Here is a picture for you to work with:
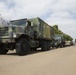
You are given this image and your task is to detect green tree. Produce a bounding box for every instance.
[52,25,73,41]
[63,34,73,41]
[52,25,58,30]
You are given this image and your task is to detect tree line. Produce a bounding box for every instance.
[52,25,73,41]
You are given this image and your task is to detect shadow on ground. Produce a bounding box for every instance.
[6,48,56,56]
[3,45,74,56]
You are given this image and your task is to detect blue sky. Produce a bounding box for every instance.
[0,0,76,40]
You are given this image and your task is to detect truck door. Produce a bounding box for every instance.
[25,21,34,38]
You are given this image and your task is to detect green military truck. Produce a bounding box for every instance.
[51,34,65,48]
[65,41,74,46]
[0,17,54,55]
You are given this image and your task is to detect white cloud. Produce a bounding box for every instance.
[0,0,76,40]
[12,0,54,19]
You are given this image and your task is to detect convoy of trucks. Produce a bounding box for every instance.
[0,17,73,55]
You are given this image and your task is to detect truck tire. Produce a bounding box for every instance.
[40,40,47,51]
[47,42,50,50]
[32,47,37,51]
[16,38,31,55]
[0,46,8,54]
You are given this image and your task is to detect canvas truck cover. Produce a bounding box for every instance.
[28,17,53,40]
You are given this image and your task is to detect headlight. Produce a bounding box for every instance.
[13,34,17,37]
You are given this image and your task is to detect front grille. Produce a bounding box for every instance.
[0,27,8,36]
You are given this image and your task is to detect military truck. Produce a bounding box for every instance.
[65,41,74,46]
[0,17,54,55]
[51,34,65,48]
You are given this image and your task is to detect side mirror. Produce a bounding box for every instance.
[31,22,33,27]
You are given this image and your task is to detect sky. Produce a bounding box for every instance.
[0,0,76,40]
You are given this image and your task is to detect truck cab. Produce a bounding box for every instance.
[0,19,37,55]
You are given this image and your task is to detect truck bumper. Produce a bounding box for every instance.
[0,38,15,44]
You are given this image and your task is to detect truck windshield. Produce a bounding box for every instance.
[10,19,27,26]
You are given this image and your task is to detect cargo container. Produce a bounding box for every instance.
[28,17,53,40]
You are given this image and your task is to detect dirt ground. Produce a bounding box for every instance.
[0,45,76,75]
